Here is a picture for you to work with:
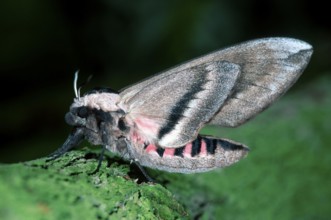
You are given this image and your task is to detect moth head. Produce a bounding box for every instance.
[66,72,121,128]
[65,105,89,128]
[65,88,121,128]
[61,73,127,149]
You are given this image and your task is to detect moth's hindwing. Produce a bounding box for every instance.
[129,135,249,173]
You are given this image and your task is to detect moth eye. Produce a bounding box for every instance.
[118,118,128,131]
[77,106,89,118]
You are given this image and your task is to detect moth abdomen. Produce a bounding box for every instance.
[144,135,247,158]
[134,136,248,173]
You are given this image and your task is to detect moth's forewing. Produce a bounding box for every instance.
[207,38,313,126]
[121,61,241,148]
[120,38,313,129]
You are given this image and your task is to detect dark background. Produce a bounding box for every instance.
[0,0,330,163]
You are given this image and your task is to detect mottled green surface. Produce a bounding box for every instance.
[154,75,331,219]
[0,151,188,220]
[1,76,330,220]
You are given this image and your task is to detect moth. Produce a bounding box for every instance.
[49,37,312,174]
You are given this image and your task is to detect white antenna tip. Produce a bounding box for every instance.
[73,70,79,98]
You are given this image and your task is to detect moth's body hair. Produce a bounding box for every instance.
[49,37,312,175]
[85,87,119,95]
[71,93,121,112]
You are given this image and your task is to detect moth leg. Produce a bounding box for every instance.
[90,122,111,174]
[89,144,107,175]
[133,161,155,183]
[46,128,84,161]
[124,139,155,182]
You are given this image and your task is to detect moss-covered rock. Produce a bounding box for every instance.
[0,150,188,220]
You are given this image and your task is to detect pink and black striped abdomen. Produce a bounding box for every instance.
[134,135,249,173]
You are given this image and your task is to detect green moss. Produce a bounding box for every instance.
[0,151,188,220]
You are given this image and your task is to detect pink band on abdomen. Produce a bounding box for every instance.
[163,148,175,157]
[183,143,192,158]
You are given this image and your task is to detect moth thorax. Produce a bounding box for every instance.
[72,92,121,112]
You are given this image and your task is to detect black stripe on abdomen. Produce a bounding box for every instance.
[204,137,217,154]
[174,147,184,157]
[156,148,165,157]
[191,136,202,157]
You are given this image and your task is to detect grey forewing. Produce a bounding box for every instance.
[208,39,312,127]
[121,61,241,147]
[120,38,313,128]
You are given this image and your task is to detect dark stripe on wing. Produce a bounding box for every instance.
[157,69,207,140]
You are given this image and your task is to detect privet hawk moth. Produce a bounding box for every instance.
[49,37,312,174]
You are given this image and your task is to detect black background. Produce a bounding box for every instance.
[0,0,330,162]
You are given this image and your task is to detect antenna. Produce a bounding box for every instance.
[73,70,79,99]
[73,70,93,99]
